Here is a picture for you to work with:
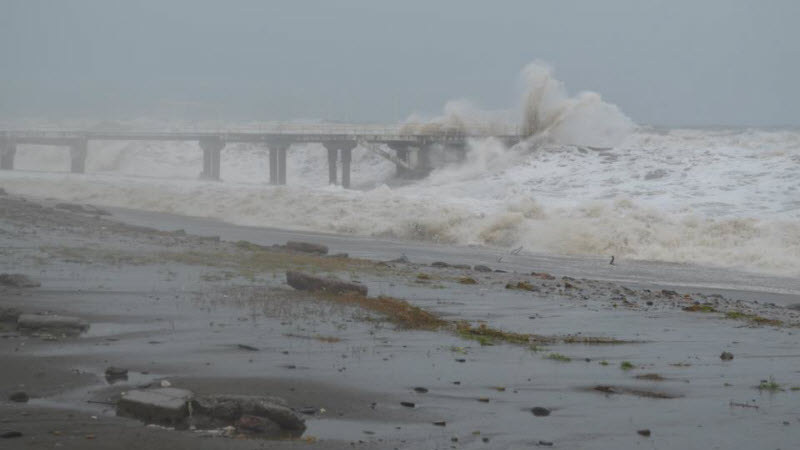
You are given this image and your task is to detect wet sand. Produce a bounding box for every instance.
[1,193,799,449]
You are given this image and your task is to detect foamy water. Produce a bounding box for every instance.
[2,63,798,276]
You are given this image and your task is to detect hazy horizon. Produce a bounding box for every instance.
[2,0,798,127]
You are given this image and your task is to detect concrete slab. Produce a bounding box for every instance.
[116,388,192,427]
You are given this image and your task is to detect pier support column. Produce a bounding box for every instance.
[278,145,287,185]
[324,141,357,187]
[267,142,289,185]
[0,141,16,170]
[269,147,278,185]
[341,146,352,189]
[388,143,412,177]
[69,139,88,174]
[326,146,338,185]
[417,144,433,172]
[199,138,225,180]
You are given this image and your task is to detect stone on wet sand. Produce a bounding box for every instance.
[116,388,193,427]
[236,414,281,434]
[285,241,328,255]
[530,272,555,280]
[9,391,29,403]
[286,271,367,296]
[105,366,129,382]
[0,273,41,288]
[191,394,305,435]
[531,407,551,417]
[17,314,89,335]
[720,351,734,361]
[0,307,21,323]
[473,265,492,272]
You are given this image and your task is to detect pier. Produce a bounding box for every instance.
[0,128,521,188]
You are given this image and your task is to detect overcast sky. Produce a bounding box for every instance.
[1,0,798,126]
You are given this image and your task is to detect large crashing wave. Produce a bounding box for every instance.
[2,62,799,276]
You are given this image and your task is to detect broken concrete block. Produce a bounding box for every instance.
[285,241,328,255]
[0,274,40,288]
[17,314,89,335]
[286,271,367,296]
[116,388,192,427]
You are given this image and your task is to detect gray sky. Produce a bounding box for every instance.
[1,0,798,126]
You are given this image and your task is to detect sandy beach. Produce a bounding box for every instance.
[2,191,799,449]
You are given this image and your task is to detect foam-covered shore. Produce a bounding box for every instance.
[2,62,798,276]
[2,125,799,277]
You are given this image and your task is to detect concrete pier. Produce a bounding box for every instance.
[0,129,521,188]
[0,141,16,170]
[69,139,88,174]
[199,139,225,180]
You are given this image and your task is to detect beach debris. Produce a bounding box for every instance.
[285,241,328,255]
[591,385,679,399]
[537,441,553,446]
[511,246,523,255]
[117,388,193,427]
[388,254,410,263]
[531,407,551,417]
[635,373,665,381]
[729,401,758,409]
[237,344,260,352]
[193,395,305,435]
[458,277,478,285]
[105,366,129,383]
[433,421,446,427]
[8,391,29,403]
[506,281,538,291]
[413,387,428,393]
[530,272,555,280]
[118,389,306,437]
[17,313,88,335]
[637,429,651,437]
[400,401,415,408]
[1,431,23,439]
[235,415,280,435]
[0,273,41,288]
[431,261,449,268]
[473,265,492,272]
[286,271,367,296]
[609,255,615,265]
[720,351,734,361]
